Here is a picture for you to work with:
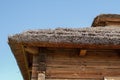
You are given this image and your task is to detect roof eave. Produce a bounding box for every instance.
[8,39,30,80]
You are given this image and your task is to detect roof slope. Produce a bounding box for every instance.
[9,27,120,45]
[92,14,120,27]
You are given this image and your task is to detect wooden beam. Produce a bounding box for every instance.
[31,55,39,80]
[79,50,87,56]
[39,48,47,73]
[23,42,120,49]
[24,46,39,54]
[22,45,31,80]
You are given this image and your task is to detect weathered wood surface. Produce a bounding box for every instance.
[24,46,39,54]
[39,50,46,73]
[38,73,45,80]
[92,14,120,27]
[104,77,120,80]
[31,55,39,80]
[47,79,102,80]
[23,42,120,49]
[43,48,120,80]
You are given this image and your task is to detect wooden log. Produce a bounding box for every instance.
[24,46,39,54]
[45,48,120,79]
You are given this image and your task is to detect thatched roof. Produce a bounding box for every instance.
[9,27,120,45]
[92,14,120,27]
[8,27,120,80]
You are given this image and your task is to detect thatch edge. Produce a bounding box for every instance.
[9,27,120,45]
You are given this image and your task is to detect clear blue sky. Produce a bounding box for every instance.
[0,0,120,80]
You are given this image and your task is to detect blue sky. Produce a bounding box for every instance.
[0,0,120,80]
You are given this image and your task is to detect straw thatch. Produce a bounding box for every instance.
[92,14,120,27]
[9,27,120,45]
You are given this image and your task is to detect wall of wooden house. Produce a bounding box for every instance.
[30,47,120,80]
[40,48,120,80]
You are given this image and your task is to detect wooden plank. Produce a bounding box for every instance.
[39,48,47,73]
[46,65,120,79]
[45,49,120,79]
[23,42,120,49]
[45,49,119,61]
[46,57,120,63]
[42,48,120,79]
[46,73,103,79]
[46,61,120,69]
[31,55,39,80]
[46,55,120,64]
[46,66,120,73]
[46,71,120,79]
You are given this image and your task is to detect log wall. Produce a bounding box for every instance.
[39,48,120,80]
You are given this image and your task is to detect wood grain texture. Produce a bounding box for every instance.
[44,48,120,79]
[104,77,120,80]
[92,14,120,27]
